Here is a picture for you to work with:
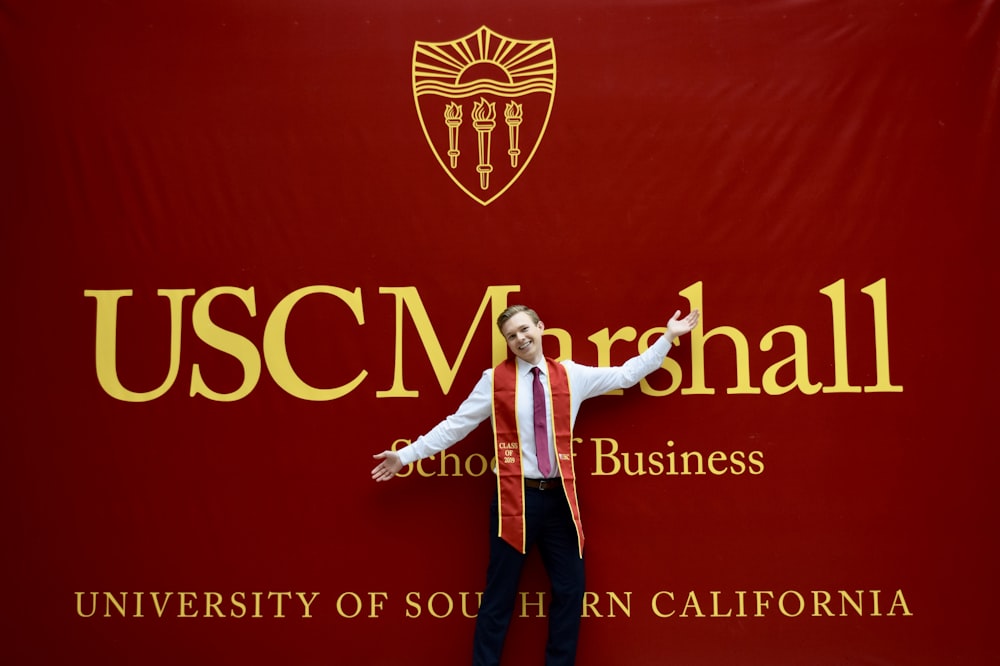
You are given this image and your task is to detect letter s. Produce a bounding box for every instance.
[190,287,262,401]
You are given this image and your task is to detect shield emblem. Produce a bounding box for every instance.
[413,26,556,205]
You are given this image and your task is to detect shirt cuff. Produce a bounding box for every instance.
[397,442,420,467]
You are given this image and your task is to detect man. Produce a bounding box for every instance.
[372,304,699,665]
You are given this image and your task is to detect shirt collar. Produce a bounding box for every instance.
[516,356,548,377]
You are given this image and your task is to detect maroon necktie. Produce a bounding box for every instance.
[531,367,552,477]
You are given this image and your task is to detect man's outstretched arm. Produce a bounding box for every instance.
[569,308,700,400]
[371,371,493,482]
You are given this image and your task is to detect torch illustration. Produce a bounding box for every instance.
[472,98,496,190]
[444,102,462,169]
[505,101,523,168]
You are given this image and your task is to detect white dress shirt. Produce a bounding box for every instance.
[396,334,674,478]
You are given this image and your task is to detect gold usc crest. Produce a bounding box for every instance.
[412,26,556,205]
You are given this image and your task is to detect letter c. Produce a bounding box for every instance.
[651,591,676,618]
[263,286,367,400]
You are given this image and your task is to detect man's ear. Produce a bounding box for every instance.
[537,320,544,332]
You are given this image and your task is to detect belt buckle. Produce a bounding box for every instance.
[538,479,552,491]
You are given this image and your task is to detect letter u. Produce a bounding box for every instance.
[84,289,194,402]
[75,592,98,618]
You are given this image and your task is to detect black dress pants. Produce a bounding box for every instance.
[471,485,585,666]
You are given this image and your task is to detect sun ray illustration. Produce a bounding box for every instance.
[414,26,555,90]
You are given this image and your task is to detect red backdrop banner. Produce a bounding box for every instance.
[3,0,997,664]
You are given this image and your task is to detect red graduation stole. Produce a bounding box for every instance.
[491,358,585,557]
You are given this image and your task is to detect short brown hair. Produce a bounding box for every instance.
[496,305,540,331]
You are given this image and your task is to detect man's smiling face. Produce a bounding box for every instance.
[500,311,545,364]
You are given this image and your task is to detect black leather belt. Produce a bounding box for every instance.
[524,478,561,491]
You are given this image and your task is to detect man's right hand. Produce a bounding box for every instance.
[371,451,403,482]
